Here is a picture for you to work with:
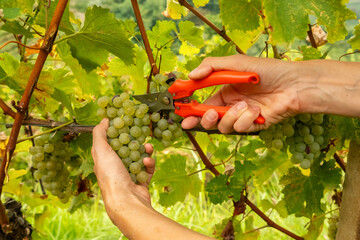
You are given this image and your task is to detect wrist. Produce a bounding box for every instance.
[294,60,360,117]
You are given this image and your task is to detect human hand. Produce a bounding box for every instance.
[91,119,155,225]
[181,55,302,133]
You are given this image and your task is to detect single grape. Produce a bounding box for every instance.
[315,135,324,145]
[129,162,141,174]
[29,146,37,155]
[119,133,131,145]
[46,161,56,170]
[272,139,283,150]
[295,143,306,152]
[285,137,295,145]
[168,123,179,133]
[142,126,151,136]
[169,112,182,122]
[37,162,46,170]
[117,108,125,117]
[122,157,132,168]
[151,113,161,122]
[136,136,146,144]
[161,139,172,148]
[33,170,43,180]
[309,142,320,153]
[157,119,168,131]
[98,96,111,108]
[299,113,311,123]
[298,125,310,137]
[34,153,44,162]
[311,114,323,124]
[136,171,148,183]
[124,106,135,116]
[135,109,145,118]
[118,126,130,134]
[259,131,273,141]
[304,134,315,144]
[291,152,304,164]
[154,127,162,139]
[282,123,295,137]
[123,115,133,126]
[162,130,173,141]
[113,96,123,108]
[294,136,304,143]
[97,108,107,118]
[107,126,119,138]
[119,92,130,101]
[44,143,54,153]
[123,100,134,108]
[113,117,125,129]
[300,159,311,169]
[118,146,130,158]
[129,151,141,161]
[34,137,45,146]
[110,138,122,150]
[130,126,142,138]
[107,107,118,118]
[173,129,183,138]
[139,144,146,154]
[133,118,142,126]
[142,114,151,125]
[128,140,140,151]
[311,125,324,136]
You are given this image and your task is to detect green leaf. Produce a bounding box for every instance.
[303,215,325,240]
[35,0,75,35]
[280,161,341,217]
[193,0,209,8]
[57,42,100,96]
[107,46,148,94]
[233,160,257,181]
[147,20,177,49]
[51,88,75,117]
[213,142,231,159]
[178,21,204,48]
[348,22,360,50]
[152,154,201,206]
[220,0,261,32]
[0,20,33,38]
[264,0,309,44]
[301,46,322,60]
[74,101,100,125]
[2,8,22,19]
[1,0,35,15]
[263,0,356,44]
[166,0,188,19]
[205,174,229,204]
[66,6,134,72]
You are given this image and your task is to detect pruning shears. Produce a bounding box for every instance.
[134,71,265,125]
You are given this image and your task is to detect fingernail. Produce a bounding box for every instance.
[236,101,247,111]
[206,110,218,121]
[189,67,198,76]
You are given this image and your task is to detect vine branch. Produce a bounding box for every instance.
[0,99,16,119]
[178,0,244,54]
[0,0,69,225]
[185,131,220,176]
[334,153,346,172]
[244,197,304,240]
[131,0,159,75]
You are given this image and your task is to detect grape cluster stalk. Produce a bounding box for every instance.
[259,113,328,169]
[29,132,79,203]
[96,72,185,184]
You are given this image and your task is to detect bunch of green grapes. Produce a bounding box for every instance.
[327,212,339,239]
[97,93,151,184]
[259,113,327,169]
[29,132,74,203]
[150,111,183,147]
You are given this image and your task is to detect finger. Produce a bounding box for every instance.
[233,106,262,133]
[144,143,153,156]
[143,157,155,175]
[218,101,248,134]
[200,109,219,129]
[92,119,130,183]
[181,116,201,129]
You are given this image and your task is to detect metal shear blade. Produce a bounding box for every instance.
[133,90,175,113]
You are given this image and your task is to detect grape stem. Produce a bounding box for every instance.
[16,120,74,144]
